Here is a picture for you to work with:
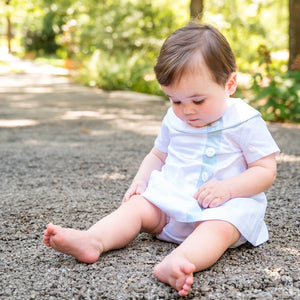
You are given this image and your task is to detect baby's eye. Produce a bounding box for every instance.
[171,100,181,105]
[193,99,205,105]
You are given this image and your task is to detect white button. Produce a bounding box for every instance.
[201,172,209,182]
[206,147,216,157]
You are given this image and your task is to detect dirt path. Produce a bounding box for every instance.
[0,52,299,299]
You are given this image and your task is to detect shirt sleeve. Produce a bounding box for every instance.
[154,115,170,153]
[239,116,280,164]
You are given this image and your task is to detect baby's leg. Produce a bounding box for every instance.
[43,196,166,263]
[153,220,241,296]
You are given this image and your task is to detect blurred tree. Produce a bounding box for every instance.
[5,0,12,52]
[201,0,289,73]
[289,0,300,70]
[190,0,204,20]
[22,0,74,55]
[77,0,188,94]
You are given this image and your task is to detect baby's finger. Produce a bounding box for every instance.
[209,198,220,208]
[193,189,201,200]
[194,190,204,206]
[136,185,146,196]
[200,198,210,208]
[198,190,213,208]
[123,189,135,202]
[194,186,205,201]
[196,196,206,208]
[209,196,229,208]
[122,195,129,203]
[208,197,221,208]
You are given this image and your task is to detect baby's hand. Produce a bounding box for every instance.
[194,180,231,208]
[122,181,148,203]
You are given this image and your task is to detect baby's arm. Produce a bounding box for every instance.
[123,147,167,202]
[195,153,277,208]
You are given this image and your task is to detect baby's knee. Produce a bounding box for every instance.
[216,221,241,246]
[127,194,145,202]
[201,220,241,246]
[122,195,158,214]
[122,195,149,208]
[121,195,166,233]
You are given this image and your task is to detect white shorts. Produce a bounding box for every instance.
[157,217,247,248]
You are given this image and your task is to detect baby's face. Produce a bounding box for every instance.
[161,67,236,128]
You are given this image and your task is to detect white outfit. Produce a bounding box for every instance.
[142,98,280,246]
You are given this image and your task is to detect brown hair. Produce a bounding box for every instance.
[154,22,236,87]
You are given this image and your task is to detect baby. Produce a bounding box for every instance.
[43,22,280,296]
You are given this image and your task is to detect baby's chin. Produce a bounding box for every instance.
[186,119,209,128]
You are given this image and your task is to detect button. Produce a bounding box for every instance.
[201,172,209,182]
[205,147,216,157]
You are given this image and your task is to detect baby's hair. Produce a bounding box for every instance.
[154,22,236,87]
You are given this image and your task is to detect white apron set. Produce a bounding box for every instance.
[142,98,280,246]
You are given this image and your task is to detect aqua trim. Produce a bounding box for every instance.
[196,118,223,188]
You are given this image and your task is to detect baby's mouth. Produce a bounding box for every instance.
[187,118,199,122]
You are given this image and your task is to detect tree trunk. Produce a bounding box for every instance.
[190,0,204,20]
[7,15,12,53]
[289,0,300,70]
[6,0,12,53]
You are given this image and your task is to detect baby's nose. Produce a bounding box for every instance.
[183,103,195,114]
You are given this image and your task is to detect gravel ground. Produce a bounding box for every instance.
[0,56,299,299]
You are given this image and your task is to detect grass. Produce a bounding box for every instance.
[33,56,65,68]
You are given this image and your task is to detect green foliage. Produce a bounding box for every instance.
[250,71,300,123]
[34,56,65,68]
[80,49,162,95]
[24,12,58,55]
[6,0,299,122]
[201,0,288,73]
[76,0,187,94]
[21,0,75,55]
[249,45,300,122]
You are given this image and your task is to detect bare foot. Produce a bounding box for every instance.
[153,253,196,296]
[43,223,102,263]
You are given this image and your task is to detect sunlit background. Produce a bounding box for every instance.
[0,0,299,123]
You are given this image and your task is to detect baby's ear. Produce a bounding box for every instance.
[226,72,237,95]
